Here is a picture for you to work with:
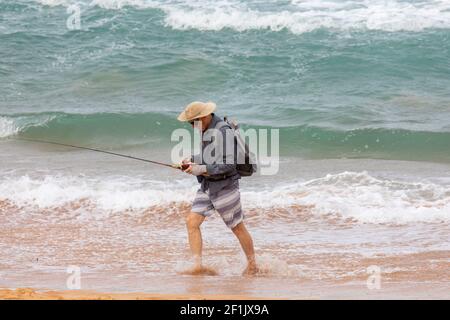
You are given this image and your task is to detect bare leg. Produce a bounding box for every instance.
[232,222,258,275]
[186,212,205,269]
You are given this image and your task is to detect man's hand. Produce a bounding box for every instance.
[184,164,207,176]
[177,157,192,171]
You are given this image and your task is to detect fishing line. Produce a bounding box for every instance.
[9,137,185,170]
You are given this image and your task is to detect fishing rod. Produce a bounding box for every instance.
[10,137,188,171]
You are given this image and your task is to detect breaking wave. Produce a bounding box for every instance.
[1,112,450,162]
[33,0,450,34]
[1,171,449,224]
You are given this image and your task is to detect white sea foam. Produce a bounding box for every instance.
[0,117,19,138]
[0,174,195,211]
[272,171,450,224]
[0,115,58,138]
[37,0,69,6]
[34,0,450,33]
[1,171,449,224]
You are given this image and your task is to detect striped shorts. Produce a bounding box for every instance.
[191,181,244,229]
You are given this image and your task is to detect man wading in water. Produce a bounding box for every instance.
[177,101,259,276]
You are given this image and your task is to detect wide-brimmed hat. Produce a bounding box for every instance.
[177,101,216,122]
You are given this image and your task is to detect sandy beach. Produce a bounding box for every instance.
[2,281,449,300]
[0,288,270,300]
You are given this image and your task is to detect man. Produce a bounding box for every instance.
[177,101,258,276]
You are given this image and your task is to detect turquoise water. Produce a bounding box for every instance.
[0,0,450,222]
[1,2,450,293]
[1,0,450,162]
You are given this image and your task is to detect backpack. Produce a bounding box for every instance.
[215,117,257,177]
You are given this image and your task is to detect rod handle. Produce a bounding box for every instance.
[172,163,190,171]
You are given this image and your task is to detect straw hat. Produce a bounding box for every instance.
[177,101,216,122]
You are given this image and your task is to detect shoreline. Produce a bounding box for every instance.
[0,288,273,300]
[2,281,449,300]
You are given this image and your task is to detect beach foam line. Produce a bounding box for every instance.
[34,0,450,33]
[1,171,449,224]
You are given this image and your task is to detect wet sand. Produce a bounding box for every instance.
[1,281,449,300]
[1,199,449,300]
[0,288,269,300]
[1,158,449,301]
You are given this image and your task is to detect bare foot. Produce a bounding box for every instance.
[180,265,218,276]
[242,263,261,276]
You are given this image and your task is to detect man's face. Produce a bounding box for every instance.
[190,116,208,132]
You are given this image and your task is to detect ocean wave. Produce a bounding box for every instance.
[0,114,57,139]
[1,171,449,224]
[0,117,17,138]
[0,112,178,148]
[33,0,450,33]
[1,112,450,162]
[298,171,450,224]
[0,174,195,211]
[242,171,450,224]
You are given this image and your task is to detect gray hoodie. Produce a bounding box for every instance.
[192,114,241,194]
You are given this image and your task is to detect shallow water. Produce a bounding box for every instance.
[0,150,449,294]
